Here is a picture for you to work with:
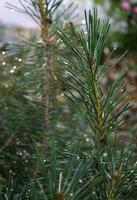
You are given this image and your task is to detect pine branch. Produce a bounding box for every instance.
[38,0,50,148]
[56,9,130,148]
[55,8,137,199]
[33,142,102,200]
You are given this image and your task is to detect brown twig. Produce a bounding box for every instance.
[34,0,52,176]
[38,0,51,153]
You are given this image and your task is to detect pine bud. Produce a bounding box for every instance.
[56,192,64,200]
[112,171,121,181]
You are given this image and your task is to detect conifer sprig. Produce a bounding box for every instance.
[1,2,137,199]
[57,9,131,146]
[56,8,137,199]
[33,143,101,200]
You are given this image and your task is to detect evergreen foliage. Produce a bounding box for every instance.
[0,0,81,184]
[57,9,130,147]
[0,0,137,199]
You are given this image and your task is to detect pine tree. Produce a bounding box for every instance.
[0,0,79,183]
[0,1,137,199]
[56,8,137,200]
[5,0,78,152]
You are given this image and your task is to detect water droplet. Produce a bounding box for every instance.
[61,93,64,97]
[64,61,68,65]
[18,58,22,62]
[77,156,80,160]
[10,69,15,73]
[13,66,17,69]
[2,62,6,66]
[79,179,82,183]
[2,51,6,55]
[86,138,90,142]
